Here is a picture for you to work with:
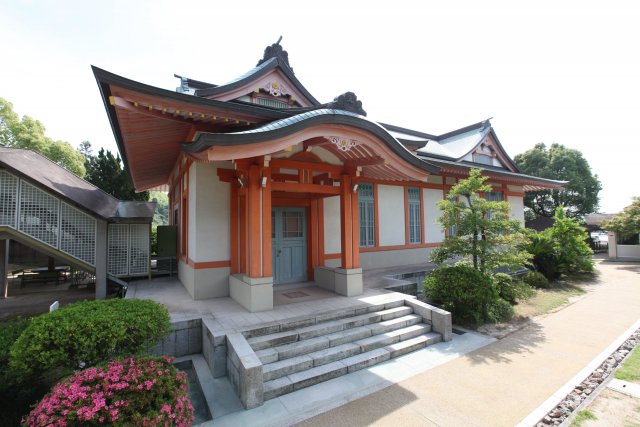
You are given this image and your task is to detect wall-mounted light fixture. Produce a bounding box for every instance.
[261,177,268,188]
[237,177,244,188]
[353,183,359,193]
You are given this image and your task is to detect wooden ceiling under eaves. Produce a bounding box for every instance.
[109,86,274,191]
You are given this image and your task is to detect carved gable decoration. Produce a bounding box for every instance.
[262,81,289,97]
[326,92,367,116]
[257,37,292,70]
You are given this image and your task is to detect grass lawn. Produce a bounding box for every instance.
[572,409,597,426]
[515,284,585,318]
[615,345,640,382]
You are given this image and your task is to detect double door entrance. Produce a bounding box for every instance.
[271,207,307,285]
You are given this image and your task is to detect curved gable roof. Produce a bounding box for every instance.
[193,57,320,106]
[182,109,440,174]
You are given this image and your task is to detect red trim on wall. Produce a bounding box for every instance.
[310,199,319,276]
[248,165,262,277]
[187,259,231,269]
[340,174,353,269]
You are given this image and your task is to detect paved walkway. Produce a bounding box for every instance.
[296,259,640,427]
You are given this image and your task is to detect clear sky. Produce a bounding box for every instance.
[1,1,638,213]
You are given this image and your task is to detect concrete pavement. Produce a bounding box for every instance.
[296,259,640,427]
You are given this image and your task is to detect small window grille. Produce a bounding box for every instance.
[19,181,59,246]
[60,202,96,265]
[358,183,375,247]
[129,224,149,275]
[408,188,422,244]
[108,224,129,276]
[282,211,303,238]
[0,170,18,227]
[256,98,289,109]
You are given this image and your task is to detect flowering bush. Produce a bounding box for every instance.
[22,356,194,427]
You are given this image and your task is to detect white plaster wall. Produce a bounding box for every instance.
[192,163,230,262]
[424,188,445,243]
[360,247,436,269]
[310,146,342,165]
[378,185,405,246]
[508,195,525,225]
[427,175,443,185]
[617,245,640,259]
[507,185,524,192]
[323,196,341,255]
[178,260,195,299]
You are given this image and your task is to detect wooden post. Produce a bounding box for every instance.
[247,165,262,277]
[230,184,239,274]
[261,167,272,277]
[351,186,360,268]
[340,174,353,269]
[1,240,8,299]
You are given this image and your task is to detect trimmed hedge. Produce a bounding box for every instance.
[424,265,501,325]
[495,273,535,304]
[10,299,171,380]
[522,271,550,289]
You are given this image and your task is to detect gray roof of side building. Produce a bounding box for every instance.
[0,147,155,222]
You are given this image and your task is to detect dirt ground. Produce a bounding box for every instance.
[0,287,94,320]
[577,388,640,426]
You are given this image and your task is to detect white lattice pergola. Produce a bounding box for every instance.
[0,170,149,277]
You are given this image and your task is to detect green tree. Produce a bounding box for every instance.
[149,191,169,226]
[84,148,149,201]
[602,197,640,241]
[547,207,594,273]
[514,143,601,219]
[0,97,86,177]
[431,169,531,274]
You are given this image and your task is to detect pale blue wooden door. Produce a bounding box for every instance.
[272,207,307,285]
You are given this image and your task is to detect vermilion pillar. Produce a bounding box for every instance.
[247,165,262,278]
[261,166,272,277]
[340,174,353,269]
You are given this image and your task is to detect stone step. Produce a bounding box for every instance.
[355,323,432,352]
[384,332,441,358]
[247,306,414,354]
[262,322,432,382]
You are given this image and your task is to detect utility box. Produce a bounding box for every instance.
[157,225,177,274]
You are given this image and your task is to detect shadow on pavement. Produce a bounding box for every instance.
[465,322,546,365]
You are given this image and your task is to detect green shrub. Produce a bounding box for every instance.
[525,232,559,280]
[522,271,550,289]
[23,355,194,427]
[494,273,535,304]
[1,317,38,427]
[487,298,514,323]
[9,299,171,381]
[547,208,594,274]
[423,265,499,325]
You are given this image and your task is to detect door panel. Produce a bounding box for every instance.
[272,207,307,285]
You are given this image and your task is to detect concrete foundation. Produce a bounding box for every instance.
[229,274,274,312]
[178,260,230,300]
[315,266,363,297]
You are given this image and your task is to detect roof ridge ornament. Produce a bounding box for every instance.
[257,36,292,71]
[326,92,367,116]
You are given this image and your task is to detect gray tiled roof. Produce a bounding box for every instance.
[0,147,155,221]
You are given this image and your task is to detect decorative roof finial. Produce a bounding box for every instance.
[257,36,291,70]
[326,92,367,116]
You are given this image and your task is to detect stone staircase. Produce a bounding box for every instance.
[240,300,444,403]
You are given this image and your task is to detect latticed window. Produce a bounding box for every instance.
[486,191,503,219]
[60,202,96,265]
[129,224,149,275]
[108,224,129,276]
[358,183,375,247]
[19,181,59,246]
[0,170,18,227]
[408,187,422,244]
